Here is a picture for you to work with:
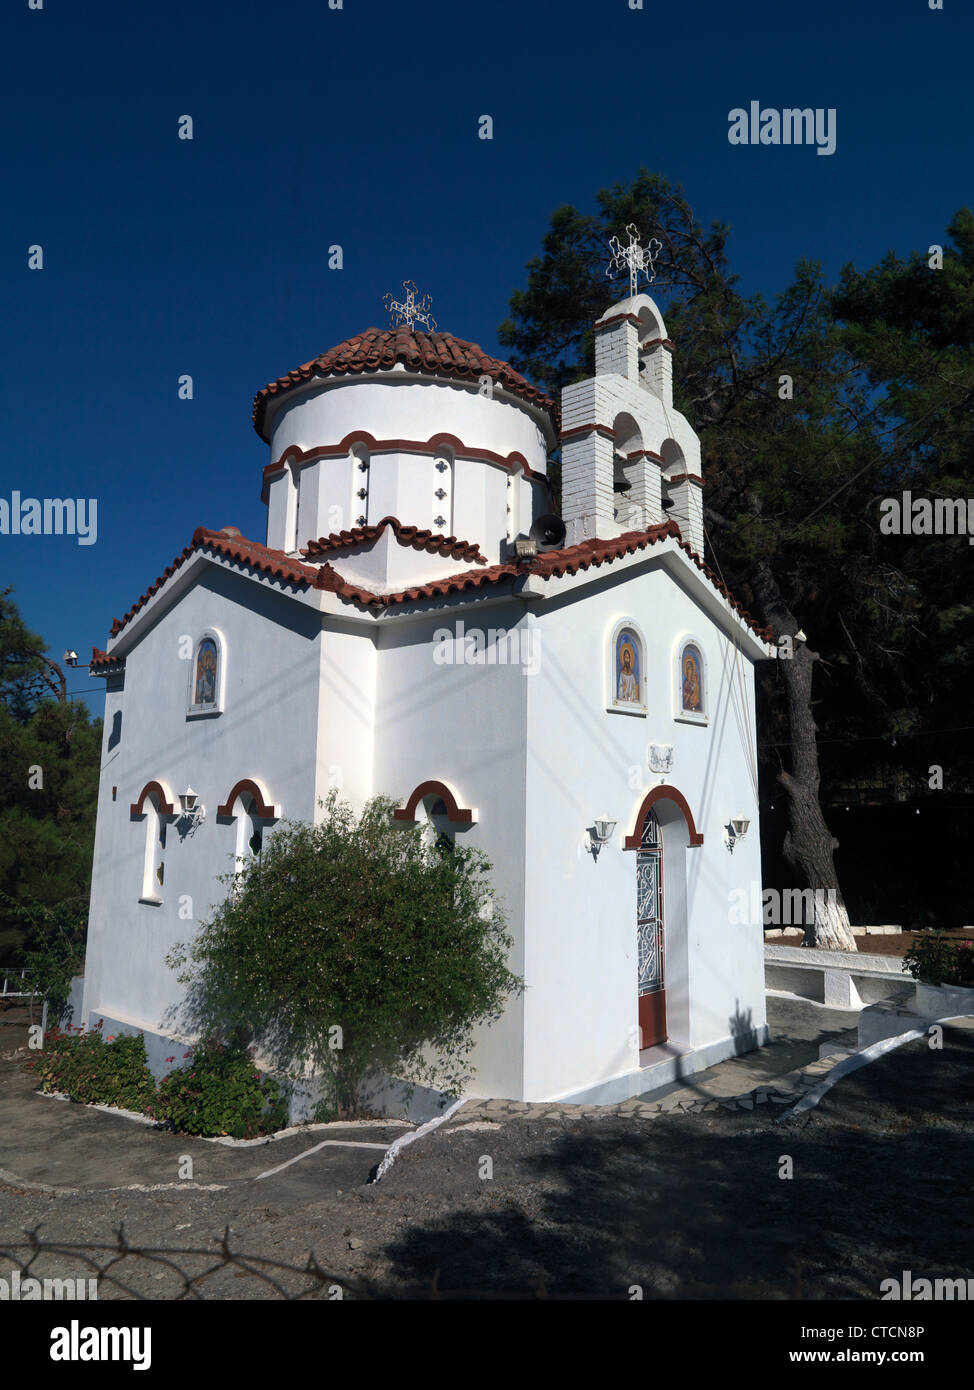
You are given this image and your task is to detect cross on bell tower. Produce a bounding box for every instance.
[606,225,662,298]
[382,279,437,332]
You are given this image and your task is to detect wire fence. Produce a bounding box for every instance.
[0,1224,560,1300]
[0,971,47,1032]
[0,1225,373,1300]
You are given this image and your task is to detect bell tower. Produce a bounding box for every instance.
[559,228,705,556]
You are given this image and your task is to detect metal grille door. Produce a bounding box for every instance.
[636,811,666,1046]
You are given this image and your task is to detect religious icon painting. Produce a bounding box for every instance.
[187,628,226,717]
[675,637,707,724]
[194,639,217,705]
[607,619,647,715]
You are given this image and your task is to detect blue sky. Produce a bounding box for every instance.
[4,0,972,712]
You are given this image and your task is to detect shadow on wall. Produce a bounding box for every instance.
[729,1000,758,1046]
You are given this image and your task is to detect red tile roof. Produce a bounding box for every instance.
[252,327,557,441]
[301,516,488,566]
[107,528,320,638]
[89,647,125,674]
[101,521,772,645]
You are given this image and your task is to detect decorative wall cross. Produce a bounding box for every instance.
[382,279,437,331]
[606,225,662,297]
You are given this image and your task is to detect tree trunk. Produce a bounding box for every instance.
[751,558,858,952]
[40,655,67,703]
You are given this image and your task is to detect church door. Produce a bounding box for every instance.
[636,810,667,1048]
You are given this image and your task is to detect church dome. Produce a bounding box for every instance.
[252,326,556,442]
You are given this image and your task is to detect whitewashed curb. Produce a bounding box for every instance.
[372,1097,468,1182]
[783,1014,971,1118]
[33,1089,411,1146]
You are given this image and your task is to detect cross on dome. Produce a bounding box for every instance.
[382,279,437,332]
[606,225,662,297]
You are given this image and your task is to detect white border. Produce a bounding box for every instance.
[673,633,708,726]
[606,616,648,717]
[186,627,226,718]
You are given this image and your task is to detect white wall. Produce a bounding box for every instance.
[84,544,767,1110]
[370,600,531,1100]
[521,562,766,1100]
[83,564,324,1037]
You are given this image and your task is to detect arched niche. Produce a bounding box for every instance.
[130,780,175,904]
[216,778,281,873]
[187,628,226,718]
[658,439,686,523]
[624,785,704,850]
[637,300,666,344]
[431,441,455,534]
[506,456,525,543]
[612,413,648,528]
[392,779,476,826]
[288,458,304,551]
[607,617,648,716]
[349,440,371,528]
[674,634,708,725]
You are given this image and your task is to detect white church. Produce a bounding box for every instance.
[82,257,774,1114]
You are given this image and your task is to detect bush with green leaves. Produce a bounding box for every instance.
[2,892,86,1021]
[904,933,974,989]
[151,1040,287,1139]
[25,1022,156,1111]
[168,793,522,1118]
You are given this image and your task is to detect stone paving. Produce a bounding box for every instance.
[444,1024,861,1128]
[446,1066,827,1125]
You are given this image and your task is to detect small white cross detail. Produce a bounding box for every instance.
[382,280,437,331]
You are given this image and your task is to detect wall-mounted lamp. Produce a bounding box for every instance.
[588,817,617,860]
[179,786,203,817]
[725,815,750,852]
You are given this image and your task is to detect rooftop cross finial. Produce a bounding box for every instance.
[606,224,662,297]
[382,279,437,332]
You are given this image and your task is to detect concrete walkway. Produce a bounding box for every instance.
[445,995,861,1126]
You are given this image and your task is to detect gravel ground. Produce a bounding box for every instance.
[1,1009,971,1300]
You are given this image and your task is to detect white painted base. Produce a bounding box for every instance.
[543,1025,770,1106]
[766,988,859,1012]
[859,994,974,1049]
[78,1014,769,1121]
[914,981,974,1018]
[301,1026,771,1118]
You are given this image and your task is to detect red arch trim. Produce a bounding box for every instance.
[624,786,704,849]
[262,432,545,488]
[216,779,278,820]
[130,781,174,818]
[392,780,474,825]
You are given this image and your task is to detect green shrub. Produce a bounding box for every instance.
[167,792,522,1119]
[904,933,974,988]
[25,1021,156,1111]
[151,1040,287,1139]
